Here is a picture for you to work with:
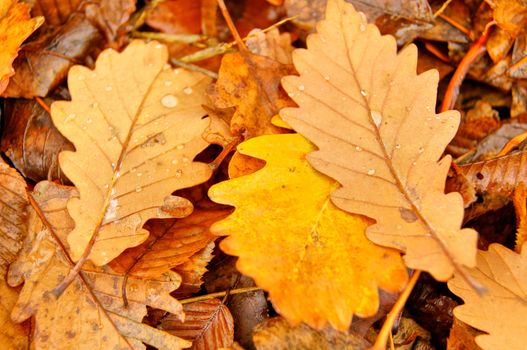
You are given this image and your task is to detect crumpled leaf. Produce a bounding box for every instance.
[0,159,29,349]
[109,208,230,278]
[7,181,191,350]
[253,317,369,350]
[513,182,527,251]
[246,28,294,65]
[51,40,213,265]
[281,0,478,281]
[0,0,43,94]
[209,134,408,330]
[448,243,527,350]
[159,298,234,350]
[172,241,215,298]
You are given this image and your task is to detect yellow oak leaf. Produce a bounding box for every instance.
[0,0,43,94]
[448,243,527,350]
[208,134,408,331]
[51,40,213,265]
[280,0,478,281]
[8,181,191,350]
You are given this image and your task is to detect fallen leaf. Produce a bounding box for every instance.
[172,241,215,298]
[1,97,74,182]
[209,134,408,330]
[246,28,294,65]
[447,318,483,350]
[280,0,478,280]
[109,208,230,278]
[51,40,213,265]
[0,159,29,349]
[0,0,43,94]
[253,316,369,350]
[513,182,527,251]
[448,243,527,350]
[7,181,191,350]
[159,298,234,350]
[493,0,527,39]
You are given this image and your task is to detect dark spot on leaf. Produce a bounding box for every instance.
[476,172,484,180]
[399,207,418,223]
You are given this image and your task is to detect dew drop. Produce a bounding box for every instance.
[165,168,170,172]
[418,147,424,153]
[360,89,367,97]
[412,161,417,166]
[426,117,432,121]
[298,84,305,91]
[370,110,382,127]
[91,102,99,108]
[130,167,137,173]
[104,184,109,189]
[171,159,178,165]
[183,87,193,95]
[182,157,190,163]
[367,169,376,175]
[105,85,113,91]
[175,169,183,177]
[426,105,432,111]
[137,172,143,177]
[355,146,362,151]
[111,162,116,169]
[395,144,401,149]
[155,43,163,49]
[86,118,93,124]
[396,225,402,230]
[359,23,366,32]
[288,92,295,97]
[324,76,330,81]
[82,125,87,130]
[176,144,184,150]
[135,186,142,192]
[164,80,173,87]
[64,113,76,122]
[78,75,85,81]
[161,94,178,108]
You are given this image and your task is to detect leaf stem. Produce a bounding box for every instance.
[179,286,262,304]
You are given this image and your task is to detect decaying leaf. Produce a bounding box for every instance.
[448,243,527,350]
[51,40,213,265]
[246,28,294,65]
[280,0,478,281]
[209,134,408,330]
[159,298,234,350]
[172,241,215,298]
[0,159,29,349]
[109,208,230,278]
[0,0,43,93]
[513,182,527,251]
[7,181,191,350]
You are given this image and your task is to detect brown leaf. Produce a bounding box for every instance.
[51,40,213,265]
[209,51,295,139]
[246,28,294,65]
[7,181,191,350]
[447,318,483,350]
[159,298,234,350]
[513,182,527,251]
[0,159,29,349]
[172,241,215,298]
[280,0,477,281]
[0,0,43,94]
[253,317,370,350]
[493,0,527,38]
[109,209,230,278]
[1,97,74,182]
[2,13,102,98]
[448,243,527,350]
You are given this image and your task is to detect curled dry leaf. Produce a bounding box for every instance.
[172,241,215,298]
[159,298,234,350]
[0,159,29,350]
[7,181,191,350]
[51,40,213,265]
[209,134,408,330]
[109,208,230,278]
[246,28,294,65]
[281,0,478,281]
[0,0,43,94]
[448,243,527,350]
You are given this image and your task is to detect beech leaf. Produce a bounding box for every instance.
[448,243,527,350]
[7,181,191,350]
[209,134,408,330]
[280,0,478,281]
[51,40,213,265]
[0,0,43,94]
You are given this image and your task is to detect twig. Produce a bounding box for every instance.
[216,0,247,52]
[496,131,527,157]
[434,0,454,18]
[209,136,241,171]
[179,286,262,304]
[170,58,219,79]
[438,14,472,38]
[35,97,51,114]
[132,31,207,45]
[440,21,495,112]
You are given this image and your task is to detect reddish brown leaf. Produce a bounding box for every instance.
[172,241,215,298]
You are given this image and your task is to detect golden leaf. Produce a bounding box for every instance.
[448,243,527,350]
[0,159,29,349]
[7,181,191,350]
[280,0,477,281]
[209,134,408,330]
[0,0,43,94]
[51,40,213,265]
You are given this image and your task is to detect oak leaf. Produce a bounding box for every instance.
[0,0,43,94]
[172,241,215,298]
[51,40,213,265]
[7,181,191,350]
[448,243,527,350]
[0,159,30,349]
[280,0,478,281]
[159,298,234,350]
[209,134,408,330]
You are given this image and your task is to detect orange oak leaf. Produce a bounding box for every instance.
[7,181,191,350]
[280,0,478,281]
[209,134,408,330]
[159,298,234,350]
[109,208,230,278]
[448,243,527,350]
[0,0,43,94]
[0,159,30,349]
[51,40,213,265]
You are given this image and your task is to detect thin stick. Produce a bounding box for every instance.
[216,0,247,52]
[209,137,241,171]
[369,271,421,350]
[423,41,450,63]
[170,58,219,79]
[440,22,495,112]
[179,286,262,304]
[35,97,51,114]
[496,131,527,157]
[434,0,454,17]
[438,14,472,38]
[133,31,206,45]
